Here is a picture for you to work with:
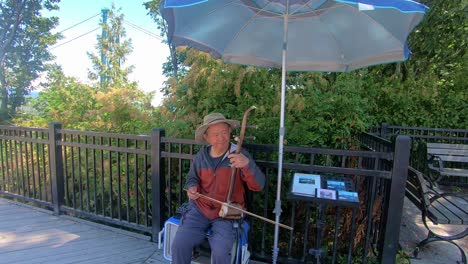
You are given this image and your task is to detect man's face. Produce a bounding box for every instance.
[203,122,231,149]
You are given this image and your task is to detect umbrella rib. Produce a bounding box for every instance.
[237,1,287,17]
[288,3,348,18]
[289,0,325,15]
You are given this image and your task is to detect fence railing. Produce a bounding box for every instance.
[0,125,51,208]
[368,123,468,186]
[369,123,468,144]
[0,123,411,264]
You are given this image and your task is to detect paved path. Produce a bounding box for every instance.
[399,197,468,264]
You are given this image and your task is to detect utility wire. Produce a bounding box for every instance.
[123,19,164,41]
[57,13,100,34]
[49,17,163,50]
[49,27,100,50]
[124,19,162,39]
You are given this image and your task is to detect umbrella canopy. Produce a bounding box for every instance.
[161,1,427,262]
[162,0,426,72]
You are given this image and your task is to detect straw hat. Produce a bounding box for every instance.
[195,113,239,143]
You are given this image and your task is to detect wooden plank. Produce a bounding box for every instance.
[0,197,163,264]
[0,228,106,253]
[405,181,422,201]
[427,143,468,150]
[0,206,35,214]
[0,217,65,233]
[438,168,468,177]
[405,190,425,212]
[426,192,451,224]
[436,155,468,162]
[0,222,94,245]
[426,142,468,178]
[443,195,468,224]
[0,232,128,262]
[45,241,155,264]
[426,207,450,224]
[0,218,69,234]
[7,234,154,263]
[430,197,464,225]
[0,217,84,235]
[0,209,48,221]
[0,213,58,227]
[427,148,468,156]
[87,246,157,264]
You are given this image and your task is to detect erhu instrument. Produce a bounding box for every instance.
[218,106,256,220]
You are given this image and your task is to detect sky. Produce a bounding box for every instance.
[46,0,169,106]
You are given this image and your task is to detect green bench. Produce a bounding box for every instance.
[405,166,468,264]
[426,143,468,182]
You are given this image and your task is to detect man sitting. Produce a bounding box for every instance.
[171,113,265,264]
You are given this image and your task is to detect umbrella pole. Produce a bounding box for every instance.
[273,3,289,263]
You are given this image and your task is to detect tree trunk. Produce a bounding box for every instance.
[169,43,178,78]
[0,75,9,121]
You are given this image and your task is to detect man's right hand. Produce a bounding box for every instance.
[187,185,200,200]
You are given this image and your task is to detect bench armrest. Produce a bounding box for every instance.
[428,154,445,170]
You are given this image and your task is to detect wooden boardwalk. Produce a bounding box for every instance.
[2,196,466,264]
[0,198,168,264]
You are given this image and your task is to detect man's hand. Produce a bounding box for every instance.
[228,153,250,168]
[187,185,200,200]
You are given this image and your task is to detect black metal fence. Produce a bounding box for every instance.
[369,123,468,186]
[369,123,468,144]
[0,123,411,264]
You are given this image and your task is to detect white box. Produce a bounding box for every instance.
[291,173,321,197]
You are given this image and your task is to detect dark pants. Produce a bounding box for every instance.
[171,202,235,264]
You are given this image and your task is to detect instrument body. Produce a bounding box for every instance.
[219,203,244,219]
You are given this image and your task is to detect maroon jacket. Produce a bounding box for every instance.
[185,143,265,219]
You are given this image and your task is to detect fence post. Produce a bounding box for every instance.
[151,128,166,242]
[380,123,388,139]
[380,135,411,264]
[49,122,64,215]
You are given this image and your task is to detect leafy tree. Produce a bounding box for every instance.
[364,0,467,129]
[87,5,134,90]
[14,66,98,129]
[91,84,155,134]
[15,5,155,134]
[15,66,155,134]
[0,0,61,123]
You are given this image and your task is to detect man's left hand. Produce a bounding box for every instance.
[228,153,250,168]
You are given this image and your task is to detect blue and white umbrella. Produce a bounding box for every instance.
[161,1,427,262]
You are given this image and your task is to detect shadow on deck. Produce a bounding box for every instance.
[0,198,166,264]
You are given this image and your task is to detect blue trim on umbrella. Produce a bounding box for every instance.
[404,44,410,60]
[334,0,427,13]
[164,0,207,8]
[165,0,428,13]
